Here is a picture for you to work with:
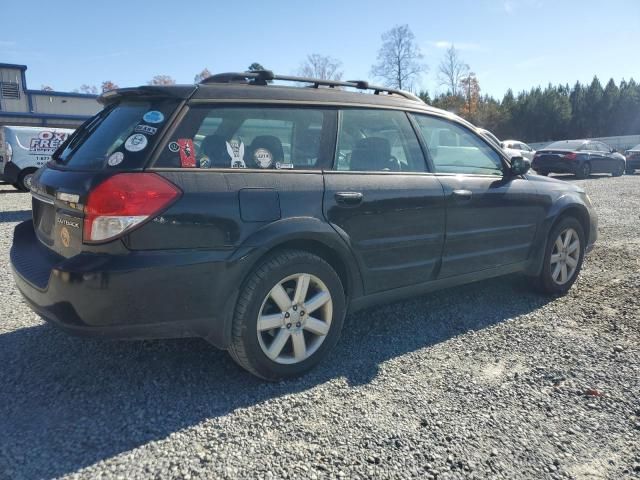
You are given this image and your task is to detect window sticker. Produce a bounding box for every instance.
[226,141,247,169]
[124,134,148,152]
[199,156,211,168]
[177,138,196,168]
[275,162,294,169]
[134,124,158,136]
[168,141,180,153]
[107,152,124,166]
[143,111,165,124]
[253,148,273,169]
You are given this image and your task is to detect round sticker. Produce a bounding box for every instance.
[168,142,180,152]
[143,111,164,124]
[199,156,211,168]
[107,152,124,166]
[124,134,148,152]
[253,148,273,169]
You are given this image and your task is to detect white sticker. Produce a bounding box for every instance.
[124,134,148,152]
[143,111,164,124]
[134,124,158,135]
[199,156,211,168]
[168,141,180,152]
[253,148,273,169]
[226,141,247,169]
[107,152,124,166]
[275,162,294,169]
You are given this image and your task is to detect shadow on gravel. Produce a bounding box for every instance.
[0,274,552,479]
[0,210,31,223]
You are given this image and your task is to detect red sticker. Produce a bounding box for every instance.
[178,138,196,168]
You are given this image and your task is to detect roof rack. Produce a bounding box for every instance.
[200,70,422,102]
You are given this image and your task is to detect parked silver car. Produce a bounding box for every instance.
[501,140,536,161]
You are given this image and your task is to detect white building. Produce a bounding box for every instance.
[0,63,101,128]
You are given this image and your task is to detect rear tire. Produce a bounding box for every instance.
[625,168,634,175]
[575,162,591,179]
[228,250,346,380]
[612,162,625,177]
[534,217,585,295]
[17,169,36,192]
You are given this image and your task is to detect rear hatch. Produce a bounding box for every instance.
[30,89,191,257]
[533,149,578,165]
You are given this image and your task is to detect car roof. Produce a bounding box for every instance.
[502,139,526,144]
[98,71,488,137]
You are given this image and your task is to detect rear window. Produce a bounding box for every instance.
[54,99,179,170]
[545,140,585,150]
[154,106,332,170]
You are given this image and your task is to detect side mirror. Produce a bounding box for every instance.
[509,156,531,176]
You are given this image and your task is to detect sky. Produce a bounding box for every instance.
[1,0,639,98]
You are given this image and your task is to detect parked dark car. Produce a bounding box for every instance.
[532,139,626,178]
[625,144,640,174]
[10,71,598,380]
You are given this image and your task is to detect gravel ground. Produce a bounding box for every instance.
[0,174,638,480]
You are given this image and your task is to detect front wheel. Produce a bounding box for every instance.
[534,217,585,295]
[228,250,346,380]
[626,168,635,175]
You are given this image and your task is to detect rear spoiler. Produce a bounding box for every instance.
[98,85,198,105]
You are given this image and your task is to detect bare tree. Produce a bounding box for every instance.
[371,24,425,90]
[437,45,469,96]
[148,75,176,86]
[298,54,343,80]
[101,81,119,93]
[41,85,53,91]
[79,84,98,94]
[194,68,212,83]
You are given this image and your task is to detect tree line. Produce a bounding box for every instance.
[42,24,639,143]
[422,76,640,143]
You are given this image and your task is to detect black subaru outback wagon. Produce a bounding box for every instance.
[10,71,597,380]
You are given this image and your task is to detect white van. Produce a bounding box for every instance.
[0,126,74,191]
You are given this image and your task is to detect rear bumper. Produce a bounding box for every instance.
[10,220,250,348]
[532,159,578,174]
[626,158,640,170]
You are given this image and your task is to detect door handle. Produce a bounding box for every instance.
[335,191,363,207]
[452,189,473,200]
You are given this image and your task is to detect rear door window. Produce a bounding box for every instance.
[54,99,179,170]
[334,109,426,172]
[154,106,332,170]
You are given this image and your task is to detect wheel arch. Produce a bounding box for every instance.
[526,197,592,277]
[207,217,364,350]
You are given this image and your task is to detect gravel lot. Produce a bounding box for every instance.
[0,174,638,480]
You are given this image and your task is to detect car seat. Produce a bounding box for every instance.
[349,137,393,171]
[201,134,231,167]
[247,135,284,168]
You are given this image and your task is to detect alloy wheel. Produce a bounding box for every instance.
[257,273,333,364]
[550,228,580,285]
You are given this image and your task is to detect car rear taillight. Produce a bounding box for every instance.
[563,152,578,160]
[84,173,181,243]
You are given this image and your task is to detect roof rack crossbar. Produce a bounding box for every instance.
[200,71,422,102]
